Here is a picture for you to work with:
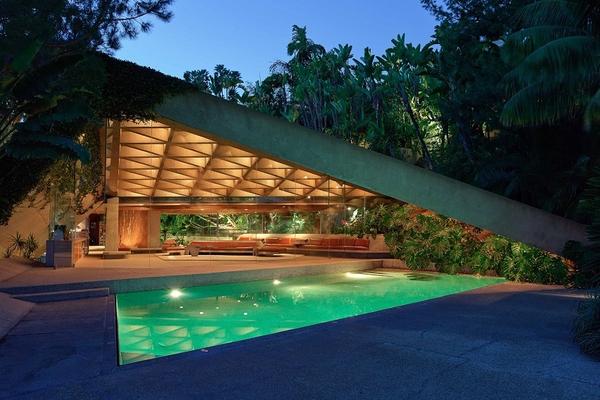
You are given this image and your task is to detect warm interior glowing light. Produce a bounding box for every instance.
[169,289,183,298]
[273,279,282,285]
[345,272,371,279]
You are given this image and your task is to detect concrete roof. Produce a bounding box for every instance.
[145,92,587,254]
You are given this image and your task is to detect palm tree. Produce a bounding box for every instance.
[501,0,600,130]
[286,25,326,66]
[379,35,436,170]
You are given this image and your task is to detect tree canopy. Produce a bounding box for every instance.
[0,0,177,224]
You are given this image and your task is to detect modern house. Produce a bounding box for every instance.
[0,59,587,262]
[93,89,585,256]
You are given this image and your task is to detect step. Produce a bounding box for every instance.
[12,287,110,303]
[0,293,33,339]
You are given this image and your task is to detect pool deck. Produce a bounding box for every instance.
[0,254,379,295]
[0,279,598,399]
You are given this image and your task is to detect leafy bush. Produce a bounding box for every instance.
[347,203,569,284]
[502,242,568,285]
[470,235,511,275]
[344,204,395,238]
[567,167,600,289]
[573,290,600,358]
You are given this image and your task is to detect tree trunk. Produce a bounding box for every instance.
[400,89,434,170]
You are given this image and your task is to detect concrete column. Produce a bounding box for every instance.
[148,210,162,248]
[105,197,120,251]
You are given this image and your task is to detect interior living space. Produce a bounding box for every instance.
[3,2,600,398]
[99,118,389,259]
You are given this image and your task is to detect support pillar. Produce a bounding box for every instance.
[105,197,119,251]
[148,210,162,248]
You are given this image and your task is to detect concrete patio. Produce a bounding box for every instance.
[1,281,598,399]
[0,255,378,295]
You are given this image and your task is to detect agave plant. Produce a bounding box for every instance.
[22,234,38,259]
[8,232,26,256]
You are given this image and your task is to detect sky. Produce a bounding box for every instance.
[115,0,438,83]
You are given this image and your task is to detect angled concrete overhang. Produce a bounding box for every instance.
[151,92,587,254]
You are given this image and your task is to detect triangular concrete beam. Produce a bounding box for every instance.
[156,93,586,254]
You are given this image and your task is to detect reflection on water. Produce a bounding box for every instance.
[404,273,440,281]
[116,270,504,364]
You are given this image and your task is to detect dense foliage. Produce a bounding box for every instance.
[160,212,318,241]
[184,2,599,222]
[0,0,175,224]
[573,290,600,358]
[345,203,569,284]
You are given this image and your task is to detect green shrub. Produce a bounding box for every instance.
[502,242,568,285]
[348,203,569,284]
[470,235,511,275]
[573,290,600,358]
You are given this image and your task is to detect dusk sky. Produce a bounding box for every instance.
[116,0,438,83]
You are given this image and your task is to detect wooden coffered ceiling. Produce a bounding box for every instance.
[105,120,377,199]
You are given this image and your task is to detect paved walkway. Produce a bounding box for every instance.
[0,255,377,293]
[1,282,598,399]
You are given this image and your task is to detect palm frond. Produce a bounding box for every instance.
[516,0,583,27]
[503,25,586,64]
[514,36,599,84]
[501,81,583,126]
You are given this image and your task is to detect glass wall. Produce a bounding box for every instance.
[159,211,323,242]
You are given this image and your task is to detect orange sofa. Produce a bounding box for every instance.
[303,237,369,250]
[187,240,260,254]
[161,239,186,253]
[238,236,370,252]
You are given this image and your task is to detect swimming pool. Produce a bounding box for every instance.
[116,270,504,364]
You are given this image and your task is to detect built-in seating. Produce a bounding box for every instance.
[161,239,185,253]
[186,240,260,255]
[303,238,370,250]
[102,250,130,259]
[158,235,385,258]
[237,235,370,253]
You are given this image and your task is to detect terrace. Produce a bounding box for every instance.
[1,12,598,397]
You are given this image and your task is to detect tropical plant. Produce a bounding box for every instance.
[571,166,600,288]
[573,289,600,358]
[7,232,26,256]
[501,0,600,130]
[22,234,38,259]
[2,246,13,258]
[379,35,438,169]
[0,0,174,225]
[470,235,511,275]
[184,65,245,102]
[502,242,568,285]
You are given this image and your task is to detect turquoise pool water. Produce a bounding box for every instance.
[116,270,504,364]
